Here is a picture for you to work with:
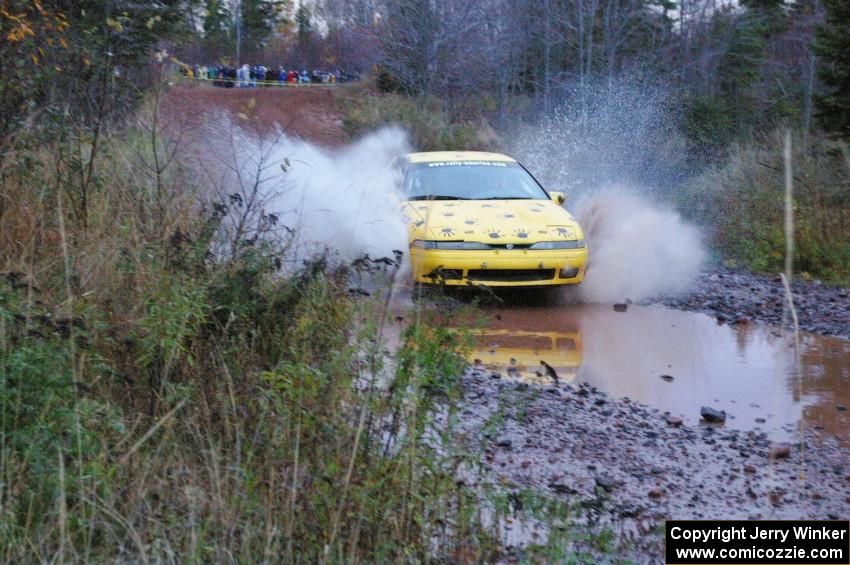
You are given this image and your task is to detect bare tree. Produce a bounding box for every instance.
[377,0,485,96]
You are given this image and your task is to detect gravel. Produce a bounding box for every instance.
[458,369,850,561]
[655,267,850,340]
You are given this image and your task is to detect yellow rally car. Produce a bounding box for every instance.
[396,151,587,287]
[470,329,583,384]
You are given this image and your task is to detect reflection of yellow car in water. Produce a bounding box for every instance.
[395,151,588,287]
[470,329,583,384]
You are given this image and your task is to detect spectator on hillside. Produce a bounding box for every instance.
[237,64,249,88]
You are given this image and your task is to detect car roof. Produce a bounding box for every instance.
[404,151,516,164]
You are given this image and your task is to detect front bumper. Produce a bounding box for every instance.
[410,247,588,287]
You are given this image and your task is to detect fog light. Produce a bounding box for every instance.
[559,267,580,279]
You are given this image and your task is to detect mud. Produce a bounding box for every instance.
[444,302,849,561]
[461,304,849,446]
[458,371,850,560]
[656,266,850,340]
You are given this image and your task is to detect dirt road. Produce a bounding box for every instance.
[177,85,850,561]
[163,83,349,146]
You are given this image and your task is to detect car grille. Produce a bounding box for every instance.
[485,243,533,250]
[467,269,556,282]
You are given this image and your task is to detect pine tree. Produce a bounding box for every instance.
[296,3,312,43]
[814,0,850,138]
[203,0,232,51]
[295,2,314,58]
[240,0,285,58]
[713,9,768,132]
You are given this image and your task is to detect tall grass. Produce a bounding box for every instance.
[680,130,850,283]
[0,97,506,562]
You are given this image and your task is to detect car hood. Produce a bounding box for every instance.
[401,199,582,244]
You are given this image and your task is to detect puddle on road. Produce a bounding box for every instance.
[466,304,849,445]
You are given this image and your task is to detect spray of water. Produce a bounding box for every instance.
[511,78,705,303]
[199,118,411,270]
[574,188,705,303]
[270,127,410,263]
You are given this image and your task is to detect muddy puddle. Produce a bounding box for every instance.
[463,304,849,445]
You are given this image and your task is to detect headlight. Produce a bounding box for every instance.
[528,240,586,250]
[411,240,490,250]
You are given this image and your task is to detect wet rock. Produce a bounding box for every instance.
[595,476,618,492]
[700,406,727,423]
[660,374,674,382]
[769,444,791,459]
[613,303,628,312]
[456,341,850,555]
[548,482,577,495]
[665,415,683,427]
[655,266,850,339]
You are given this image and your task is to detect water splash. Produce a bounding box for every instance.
[511,78,704,303]
[575,189,705,303]
[199,118,411,268]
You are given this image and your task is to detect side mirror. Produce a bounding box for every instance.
[550,191,566,205]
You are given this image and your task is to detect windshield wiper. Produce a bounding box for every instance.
[408,195,468,201]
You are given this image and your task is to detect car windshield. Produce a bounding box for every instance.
[404,161,549,200]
